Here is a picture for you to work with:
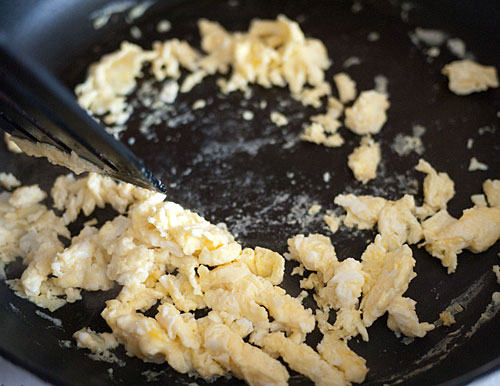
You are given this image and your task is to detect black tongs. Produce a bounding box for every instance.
[0,41,165,193]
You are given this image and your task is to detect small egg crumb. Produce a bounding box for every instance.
[333,72,357,103]
[478,126,496,135]
[270,111,289,127]
[391,125,426,156]
[374,75,389,95]
[352,1,363,13]
[439,311,456,326]
[412,27,448,46]
[446,38,466,58]
[291,265,305,277]
[242,110,254,121]
[493,265,500,285]
[468,157,488,172]
[308,205,322,215]
[130,26,142,39]
[324,212,342,234]
[301,122,344,148]
[192,99,206,110]
[159,80,179,104]
[367,32,380,42]
[157,19,172,33]
[425,47,440,58]
[343,56,361,68]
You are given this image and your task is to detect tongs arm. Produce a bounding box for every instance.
[0,39,165,192]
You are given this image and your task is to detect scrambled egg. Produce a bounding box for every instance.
[387,297,435,338]
[2,113,499,386]
[318,258,365,310]
[73,327,123,365]
[324,212,343,234]
[415,159,455,219]
[76,41,157,124]
[200,15,331,105]
[317,332,368,384]
[347,136,381,184]
[439,311,456,326]
[0,186,82,310]
[286,221,434,346]
[300,97,344,147]
[270,111,289,127]
[1,174,333,385]
[442,59,499,95]
[468,156,489,172]
[337,192,420,254]
[74,13,393,161]
[0,172,20,190]
[344,90,390,135]
[52,173,155,224]
[423,207,500,273]
[200,320,288,384]
[334,160,500,275]
[361,240,416,327]
[4,133,22,153]
[471,194,488,208]
[333,72,357,103]
[301,122,344,148]
[10,137,101,177]
[76,15,332,125]
[493,265,500,285]
[333,194,387,229]
[287,233,338,278]
[377,195,422,250]
[484,179,500,208]
[2,13,500,386]
[262,332,348,386]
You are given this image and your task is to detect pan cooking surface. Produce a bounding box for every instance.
[1,1,500,385]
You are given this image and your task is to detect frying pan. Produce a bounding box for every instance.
[1,0,500,385]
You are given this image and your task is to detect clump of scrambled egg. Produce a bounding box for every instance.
[8,167,484,384]
[414,159,455,219]
[74,14,393,184]
[1,174,369,385]
[333,163,500,275]
[333,72,357,104]
[344,90,390,135]
[423,207,500,273]
[347,136,381,184]
[76,15,331,126]
[442,59,499,95]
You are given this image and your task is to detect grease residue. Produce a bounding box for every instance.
[35,309,62,327]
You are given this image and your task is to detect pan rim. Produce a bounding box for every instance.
[2,343,500,386]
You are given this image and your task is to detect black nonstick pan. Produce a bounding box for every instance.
[1,0,500,385]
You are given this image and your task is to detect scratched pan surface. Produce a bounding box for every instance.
[1,0,500,385]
